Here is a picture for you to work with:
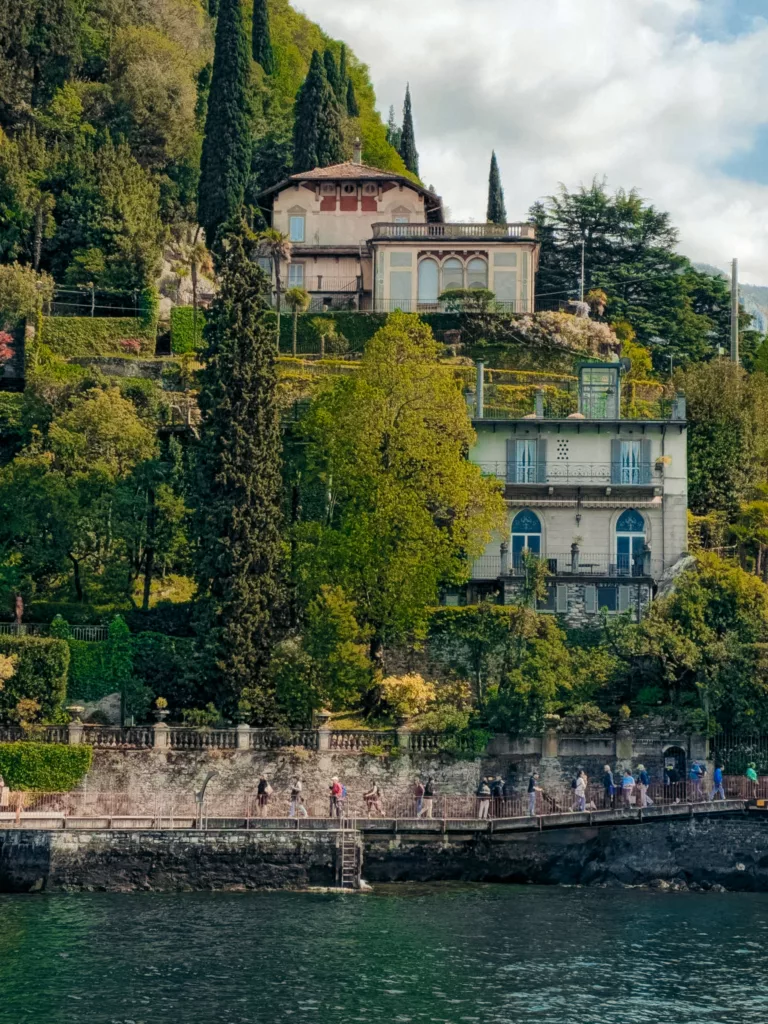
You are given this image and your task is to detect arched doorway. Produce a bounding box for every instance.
[616,508,646,576]
[512,509,542,569]
[663,745,686,784]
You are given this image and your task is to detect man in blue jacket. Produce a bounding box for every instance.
[636,764,654,808]
[709,763,725,801]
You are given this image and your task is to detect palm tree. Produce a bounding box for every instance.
[284,286,311,356]
[257,228,292,341]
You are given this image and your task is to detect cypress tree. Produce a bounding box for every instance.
[251,0,274,74]
[323,49,341,100]
[399,83,419,176]
[338,44,348,94]
[197,0,251,246]
[293,50,345,172]
[386,105,401,150]
[486,150,507,225]
[346,78,359,117]
[194,227,283,722]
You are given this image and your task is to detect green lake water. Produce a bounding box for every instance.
[1,885,766,1023]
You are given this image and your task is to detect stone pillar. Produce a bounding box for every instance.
[397,726,411,753]
[236,724,251,751]
[500,541,510,577]
[315,709,332,751]
[475,362,484,419]
[542,727,558,758]
[67,722,84,745]
[153,722,169,750]
[570,543,580,574]
[616,728,633,771]
[535,388,544,418]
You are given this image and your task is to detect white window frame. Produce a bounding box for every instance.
[289,216,306,243]
[620,440,641,485]
[515,439,537,484]
[288,262,305,288]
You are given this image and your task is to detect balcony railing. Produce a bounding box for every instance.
[474,462,656,486]
[471,553,662,581]
[373,299,525,314]
[372,222,536,241]
[291,277,360,293]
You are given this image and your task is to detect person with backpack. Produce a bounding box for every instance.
[329,776,343,818]
[709,764,725,802]
[420,777,437,819]
[289,778,308,818]
[689,761,704,801]
[364,782,385,816]
[636,764,653,808]
[257,777,273,817]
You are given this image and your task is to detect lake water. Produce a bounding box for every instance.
[1,885,766,1023]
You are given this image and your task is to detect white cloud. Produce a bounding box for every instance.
[292,0,768,283]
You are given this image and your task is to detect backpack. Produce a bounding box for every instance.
[341,785,347,799]
[571,778,578,789]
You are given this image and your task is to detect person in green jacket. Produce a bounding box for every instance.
[746,762,759,799]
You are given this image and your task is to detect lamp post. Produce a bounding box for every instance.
[195,770,219,830]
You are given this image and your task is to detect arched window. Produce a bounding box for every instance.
[467,258,488,289]
[512,509,542,567]
[441,258,464,293]
[616,509,646,576]
[418,259,439,305]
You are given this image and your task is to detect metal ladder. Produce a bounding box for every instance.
[338,817,359,890]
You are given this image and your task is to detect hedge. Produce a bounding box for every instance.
[0,636,69,724]
[67,639,109,702]
[271,311,465,356]
[0,742,92,790]
[41,317,157,358]
[171,306,206,354]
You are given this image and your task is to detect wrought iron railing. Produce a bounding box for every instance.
[371,222,535,240]
[470,553,662,580]
[473,462,657,486]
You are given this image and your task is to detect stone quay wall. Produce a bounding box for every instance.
[0,828,347,893]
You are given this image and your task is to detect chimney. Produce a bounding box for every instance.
[352,138,362,165]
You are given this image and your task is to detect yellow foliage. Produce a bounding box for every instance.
[378,673,437,719]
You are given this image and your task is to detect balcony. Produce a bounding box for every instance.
[371,222,536,241]
[474,462,656,487]
[471,552,662,581]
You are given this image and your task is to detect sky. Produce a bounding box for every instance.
[294,0,768,284]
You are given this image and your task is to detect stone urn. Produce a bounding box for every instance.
[66,705,85,724]
[153,708,169,723]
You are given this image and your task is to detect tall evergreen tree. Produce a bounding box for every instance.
[197,0,251,245]
[323,49,341,100]
[386,105,401,150]
[346,78,359,117]
[338,44,348,93]
[486,151,507,225]
[399,84,419,176]
[251,0,274,73]
[293,50,345,172]
[194,227,283,721]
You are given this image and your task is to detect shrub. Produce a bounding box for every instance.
[377,674,437,721]
[0,742,92,790]
[180,704,219,727]
[170,306,207,354]
[0,636,69,724]
[558,702,612,734]
[119,338,142,355]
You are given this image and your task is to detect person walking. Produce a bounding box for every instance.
[602,765,616,809]
[413,778,425,818]
[420,777,436,819]
[689,761,704,801]
[746,762,759,800]
[257,777,272,818]
[329,776,342,818]
[709,764,725,802]
[637,765,654,808]
[574,771,587,812]
[621,771,635,808]
[477,778,491,819]
[527,771,541,816]
[289,778,308,818]
[364,782,385,817]
[0,773,7,809]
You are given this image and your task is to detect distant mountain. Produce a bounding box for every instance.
[695,263,768,334]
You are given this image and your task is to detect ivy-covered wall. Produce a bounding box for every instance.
[42,317,157,358]
[0,742,92,790]
[170,306,206,355]
[0,636,70,724]
[273,311,465,356]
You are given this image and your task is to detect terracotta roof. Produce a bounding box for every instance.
[295,161,398,181]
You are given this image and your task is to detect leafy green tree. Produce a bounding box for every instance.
[486,151,506,225]
[197,0,251,246]
[0,262,53,325]
[251,0,274,73]
[292,50,345,172]
[398,84,419,177]
[303,585,372,710]
[385,105,401,151]
[295,311,505,665]
[323,50,341,100]
[429,603,513,700]
[193,227,283,721]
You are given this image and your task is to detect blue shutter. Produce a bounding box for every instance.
[536,438,548,483]
[639,439,652,484]
[611,439,622,485]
